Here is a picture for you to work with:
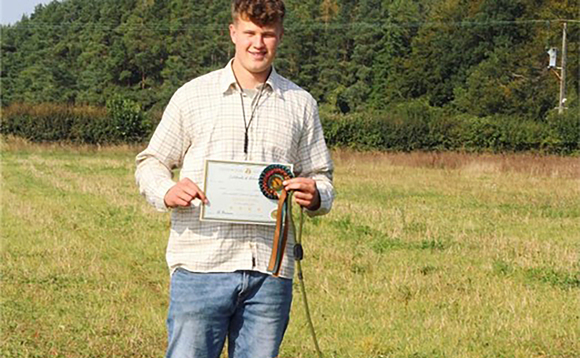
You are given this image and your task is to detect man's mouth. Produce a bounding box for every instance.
[249,51,266,59]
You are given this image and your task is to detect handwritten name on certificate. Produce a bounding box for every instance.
[200,160,292,225]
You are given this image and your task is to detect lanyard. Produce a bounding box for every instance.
[232,67,272,154]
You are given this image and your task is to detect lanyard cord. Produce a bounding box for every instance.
[232,67,272,154]
[288,193,324,358]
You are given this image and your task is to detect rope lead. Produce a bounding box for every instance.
[288,193,324,358]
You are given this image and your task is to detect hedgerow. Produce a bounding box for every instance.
[1,101,578,154]
[320,101,579,154]
[1,98,150,144]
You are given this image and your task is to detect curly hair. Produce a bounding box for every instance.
[231,0,285,26]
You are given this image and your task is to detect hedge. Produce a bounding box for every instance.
[1,101,578,154]
[0,97,150,144]
[321,102,579,154]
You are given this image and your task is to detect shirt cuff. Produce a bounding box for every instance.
[154,179,176,212]
[305,181,333,217]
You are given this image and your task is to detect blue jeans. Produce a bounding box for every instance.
[166,268,293,358]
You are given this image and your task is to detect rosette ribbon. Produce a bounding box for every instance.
[258,164,294,277]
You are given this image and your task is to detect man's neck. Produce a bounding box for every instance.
[231,60,271,89]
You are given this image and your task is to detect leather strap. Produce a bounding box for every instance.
[267,189,289,277]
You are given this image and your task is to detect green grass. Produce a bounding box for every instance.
[2,140,579,358]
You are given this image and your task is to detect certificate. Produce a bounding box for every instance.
[200,160,293,225]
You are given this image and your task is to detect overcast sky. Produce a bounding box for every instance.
[1,0,55,25]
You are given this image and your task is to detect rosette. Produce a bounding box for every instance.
[258,164,294,276]
[258,164,294,200]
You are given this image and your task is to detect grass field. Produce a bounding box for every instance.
[1,138,579,358]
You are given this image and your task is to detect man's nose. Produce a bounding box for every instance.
[252,35,265,48]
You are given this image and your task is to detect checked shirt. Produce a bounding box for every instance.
[135,60,334,279]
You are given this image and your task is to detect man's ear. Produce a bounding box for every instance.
[229,23,237,44]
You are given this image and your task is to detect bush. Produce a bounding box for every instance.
[106,96,150,143]
[320,101,578,154]
[546,109,580,154]
[426,114,465,150]
[321,112,383,150]
[387,100,438,151]
[0,100,151,144]
[0,103,109,143]
[455,114,574,153]
[1,101,577,153]
[322,100,449,151]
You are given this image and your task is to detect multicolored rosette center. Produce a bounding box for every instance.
[259,164,294,199]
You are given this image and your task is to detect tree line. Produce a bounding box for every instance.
[1,0,578,151]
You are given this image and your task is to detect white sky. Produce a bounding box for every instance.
[1,0,56,25]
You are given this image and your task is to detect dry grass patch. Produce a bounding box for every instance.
[332,149,580,179]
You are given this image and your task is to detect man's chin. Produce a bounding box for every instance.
[249,64,272,75]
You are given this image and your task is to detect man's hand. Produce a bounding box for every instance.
[164,178,208,208]
[283,178,320,211]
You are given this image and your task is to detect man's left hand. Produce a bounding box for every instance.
[283,178,320,211]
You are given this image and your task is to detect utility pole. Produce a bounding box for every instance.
[558,22,567,114]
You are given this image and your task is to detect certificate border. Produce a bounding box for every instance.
[200,159,293,225]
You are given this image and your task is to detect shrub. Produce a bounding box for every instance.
[426,114,465,150]
[546,109,580,154]
[320,102,578,154]
[0,100,151,144]
[1,101,577,153]
[321,111,383,150]
[387,100,437,151]
[0,103,110,143]
[322,100,446,151]
[106,96,150,143]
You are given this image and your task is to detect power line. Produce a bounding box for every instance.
[3,18,579,31]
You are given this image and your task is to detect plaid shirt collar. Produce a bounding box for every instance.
[220,58,284,99]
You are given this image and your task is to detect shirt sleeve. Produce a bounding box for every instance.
[135,90,191,212]
[295,97,335,217]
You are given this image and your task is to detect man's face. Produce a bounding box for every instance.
[229,16,283,79]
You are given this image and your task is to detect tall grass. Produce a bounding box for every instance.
[1,138,579,358]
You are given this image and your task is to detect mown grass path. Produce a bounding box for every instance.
[2,140,579,358]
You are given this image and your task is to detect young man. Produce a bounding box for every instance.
[135,1,334,357]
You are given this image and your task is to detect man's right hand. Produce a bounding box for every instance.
[164,178,208,208]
